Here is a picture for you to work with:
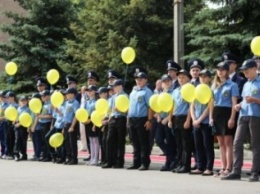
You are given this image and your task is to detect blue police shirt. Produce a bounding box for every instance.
[212,79,239,108]
[54,104,65,129]
[84,98,96,117]
[193,100,209,124]
[172,86,190,116]
[18,105,30,117]
[39,100,52,123]
[128,85,153,118]
[240,76,260,117]
[64,98,80,123]
[8,102,18,109]
[109,92,128,117]
[160,86,174,119]
[0,101,9,117]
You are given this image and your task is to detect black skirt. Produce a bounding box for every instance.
[213,107,235,136]
[85,123,100,137]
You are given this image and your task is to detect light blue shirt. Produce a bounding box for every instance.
[128,86,153,118]
[8,102,18,109]
[240,76,260,117]
[84,98,96,117]
[54,104,65,129]
[18,105,30,117]
[109,92,128,117]
[39,100,52,123]
[63,98,79,123]
[193,100,209,124]
[172,86,190,116]
[212,79,239,108]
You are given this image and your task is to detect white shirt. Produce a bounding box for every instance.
[229,72,236,80]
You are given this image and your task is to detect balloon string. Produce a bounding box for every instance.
[124,65,128,83]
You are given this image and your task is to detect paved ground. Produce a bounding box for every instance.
[0,142,258,194]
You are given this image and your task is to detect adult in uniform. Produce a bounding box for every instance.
[127,72,153,171]
[0,90,9,159]
[166,60,181,89]
[63,88,80,165]
[36,77,48,93]
[221,59,260,182]
[102,79,127,169]
[66,75,81,103]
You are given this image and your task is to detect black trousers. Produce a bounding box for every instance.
[45,127,63,158]
[6,121,15,157]
[157,122,177,167]
[39,122,51,159]
[129,117,150,167]
[64,123,78,161]
[100,125,108,164]
[13,126,28,159]
[107,116,127,166]
[172,115,192,170]
[193,124,214,171]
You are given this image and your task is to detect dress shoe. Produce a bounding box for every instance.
[83,157,91,161]
[52,158,57,163]
[68,160,78,165]
[64,160,71,165]
[139,165,149,171]
[221,173,241,180]
[56,159,65,164]
[113,164,124,169]
[41,158,52,162]
[190,169,203,175]
[29,157,39,161]
[160,165,171,172]
[248,174,259,182]
[172,165,182,173]
[127,165,140,170]
[102,163,113,169]
[190,165,197,171]
[176,167,190,173]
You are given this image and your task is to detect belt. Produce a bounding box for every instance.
[173,115,187,119]
[111,115,126,119]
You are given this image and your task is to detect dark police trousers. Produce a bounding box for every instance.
[39,122,51,159]
[157,122,177,168]
[193,124,214,171]
[0,121,7,156]
[100,125,108,164]
[45,127,63,159]
[172,115,192,170]
[64,123,78,162]
[6,121,15,157]
[233,116,260,174]
[13,126,28,159]
[106,116,127,166]
[129,117,150,167]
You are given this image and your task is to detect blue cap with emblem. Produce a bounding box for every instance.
[161,74,172,82]
[31,93,41,99]
[5,91,16,98]
[87,71,100,82]
[134,72,148,79]
[199,69,212,77]
[86,85,97,91]
[36,77,47,86]
[97,87,108,93]
[66,75,78,84]
[177,69,192,79]
[112,79,124,87]
[239,59,257,70]
[166,60,181,71]
[188,58,205,70]
[40,90,51,96]
[217,62,229,71]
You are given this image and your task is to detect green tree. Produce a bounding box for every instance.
[185,0,260,66]
[64,0,204,86]
[0,0,76,92]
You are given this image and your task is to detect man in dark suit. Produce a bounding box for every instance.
[166,60,181,90]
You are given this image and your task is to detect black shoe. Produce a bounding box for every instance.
[52,158,57,163]
[127,165,140,170]
[172,165,182,173]
[139,165,149,171]
[83,157,91,161]
[248,174,259,182]
[190,169,203,175]
[68,160,78,165]
[42,158,52,162]
[64,160,71,165]
[190,165,197,171]
[102,163,113,169]
[160,165,171,172]
[30,157,39,161]
[177,167,190,173]
[113,164,124,169]
[56,159,65,164]
[221,173,241,180]
[20,156,27,161]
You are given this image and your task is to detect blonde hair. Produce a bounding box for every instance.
[211,69,229,89]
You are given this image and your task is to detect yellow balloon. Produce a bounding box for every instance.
[115,95,129,112]
[157,93,173,112]
[181,83,195,103]
[91,110,104,127]
[121,47,136,64]
[149,94,161,113]
[47,69,60,85]
[195,84,212,104]
[95,99,109,115]
[251,36,260,56]
[5,62,18,76]
[49,133,64,148]
[51,91,64,108]
[19,112,32,127]
[4,106,18,121]
[76,108,89,122]
[29,98,42,114]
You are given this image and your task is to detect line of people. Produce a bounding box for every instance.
[0,52,260,182]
